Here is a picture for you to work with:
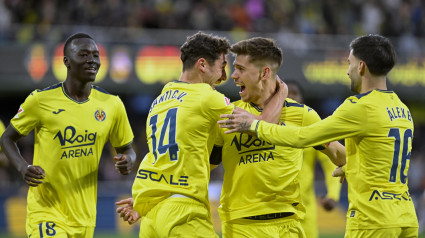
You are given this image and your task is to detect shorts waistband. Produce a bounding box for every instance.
[243,212,294,220]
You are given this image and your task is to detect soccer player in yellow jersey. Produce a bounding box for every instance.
[0,33,136,238]
[219,35,419,237]
[115,32,285,237]
[287,80,342,238]
[211,37,346,238]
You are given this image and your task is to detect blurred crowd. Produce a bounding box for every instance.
[0,0,424,39]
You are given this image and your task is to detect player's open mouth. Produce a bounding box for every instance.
[86,67,98,74]
[239,86,246,94]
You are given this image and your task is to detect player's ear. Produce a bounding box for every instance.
[260,66,271,81]
[198,58,207,72]
[358,60,366,75]
[63,56,70,69]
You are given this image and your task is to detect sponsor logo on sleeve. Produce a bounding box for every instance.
[14,106,24,118]
[224,97,231,106]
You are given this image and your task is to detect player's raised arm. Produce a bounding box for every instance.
[0,125,45,186]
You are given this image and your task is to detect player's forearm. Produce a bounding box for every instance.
[0,137,27,174]
[256,86,285,124]
[254,115,354,148]
[251,120,305,148]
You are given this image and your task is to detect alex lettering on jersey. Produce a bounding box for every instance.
[386,106,412,122]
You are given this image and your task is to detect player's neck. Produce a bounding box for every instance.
[180,71,204,85]
[360,76,387,93]
[253,80,277,108]
[63,80,92,101]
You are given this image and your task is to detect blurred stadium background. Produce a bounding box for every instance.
[0,0,424,237]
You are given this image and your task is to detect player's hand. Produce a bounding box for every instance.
[114,154,133,175]
[218,107,256,134]
[22,165,45,187]
[115,197,141,225]
[276,76,288,99]
[332,166,345,183]
[320,197,337,211]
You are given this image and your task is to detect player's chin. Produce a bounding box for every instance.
[215,78,227,86]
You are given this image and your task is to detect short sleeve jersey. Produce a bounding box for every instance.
[255,90,418,230]
[132,81,234,217]
[10,83,134,227]
[215,98,321,222]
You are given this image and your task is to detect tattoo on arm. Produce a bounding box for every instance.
[240,121,251,132]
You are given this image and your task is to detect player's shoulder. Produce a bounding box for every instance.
[284,98,315,113]
[24,83,63,103]
[346,89,394,102]
[284,98,304,108]
[202,87,230,104]
[345,91,373,105]
[92,85,120,101]
[91,85,125,110]
[92,85,116,96]
[33,82,63,96]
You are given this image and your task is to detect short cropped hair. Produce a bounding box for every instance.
[180,32,230,71]
[230,37,283,73]
[349,34,396,76]
[63,33,94,56]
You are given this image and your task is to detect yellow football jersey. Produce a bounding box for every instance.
[299,148,341,238]
[10,82,134,227]
[253,89,418,229]
[132,81,234,217]
[216,98,321,222]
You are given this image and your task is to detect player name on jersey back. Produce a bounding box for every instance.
[149,89,188,113]
[386,106,412,122]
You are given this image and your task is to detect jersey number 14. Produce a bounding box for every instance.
[149,108,179,163]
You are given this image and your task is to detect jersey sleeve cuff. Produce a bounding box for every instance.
[250,120,260,137]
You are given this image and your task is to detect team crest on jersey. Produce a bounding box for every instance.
[224,97,231,106]
[94,110,106,121]
[14,106,24,118]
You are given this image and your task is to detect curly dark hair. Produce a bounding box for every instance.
[180,31,230,71]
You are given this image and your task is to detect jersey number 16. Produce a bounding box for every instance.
[388,128,412,184]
